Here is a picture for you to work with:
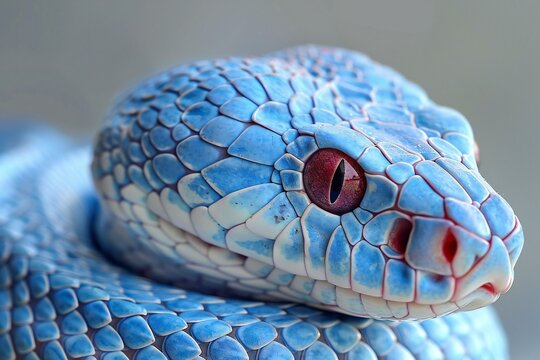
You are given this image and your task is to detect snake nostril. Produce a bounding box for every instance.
[481,283,496,295]
[388,218,413,254]
[443,230,458,263]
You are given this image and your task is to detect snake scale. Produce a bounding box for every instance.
[0,46,524,359]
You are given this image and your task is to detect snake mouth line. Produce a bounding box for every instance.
[318,289,498,320]
[458,286,500,311]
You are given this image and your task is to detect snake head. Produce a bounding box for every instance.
[93,45,523,320]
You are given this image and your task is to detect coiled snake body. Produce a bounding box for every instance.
[0,46,523,359]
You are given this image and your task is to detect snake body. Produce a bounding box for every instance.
[0,46,523,359]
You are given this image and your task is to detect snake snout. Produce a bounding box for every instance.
[403,195,520,309]
[454,217,523,306]
[453,235,514,310]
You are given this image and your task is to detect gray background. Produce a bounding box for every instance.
[1,1,538,358]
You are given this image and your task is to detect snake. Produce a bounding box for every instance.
[0,46,524,360]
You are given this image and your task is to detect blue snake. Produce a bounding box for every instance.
[0,46,524,359]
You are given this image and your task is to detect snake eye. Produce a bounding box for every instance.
[303,149,367,215]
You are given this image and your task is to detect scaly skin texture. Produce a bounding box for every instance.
[0,46,523,359]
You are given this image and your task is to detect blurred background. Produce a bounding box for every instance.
[1,1,538,357]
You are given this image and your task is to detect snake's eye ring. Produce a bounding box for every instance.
[303,149,367,215]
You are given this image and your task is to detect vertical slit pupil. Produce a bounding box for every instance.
[330,160,345,203]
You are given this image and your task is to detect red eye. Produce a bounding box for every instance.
[303,149,367,215]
